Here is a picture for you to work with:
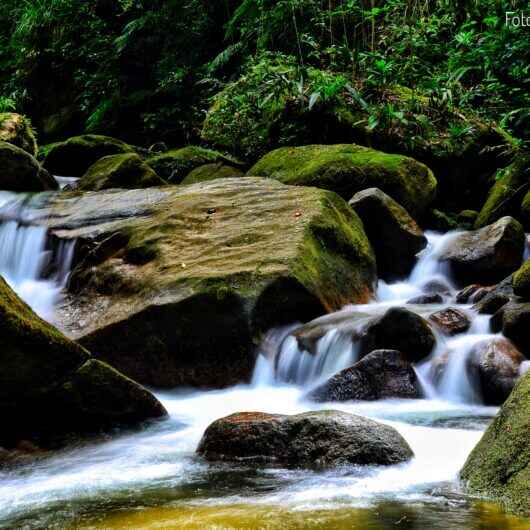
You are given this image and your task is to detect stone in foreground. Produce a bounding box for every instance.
[0,277,166,448]
[197,410,413,468]
[248,144,436,218]
[461,370,530,517]
[37,178,376,388]
[308,350,422,402]
[348,187,426,280]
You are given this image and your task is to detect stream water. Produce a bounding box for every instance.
[0,192,529,530]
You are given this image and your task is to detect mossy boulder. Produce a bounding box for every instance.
[78,153,165,191]
[0,276,166,448]
[38,178,376,389]
[521,189,530,229]
[248,144,436,219]
[202,56,511,212]
[181,163,244,185]
[461,370,530,517]
[0,113,37,156]
[146,146,243,184]
[513,259,530,299]
[42,134,134,177]
[475,152,530,229]
[348,187,427,280]
[0,141,57,191]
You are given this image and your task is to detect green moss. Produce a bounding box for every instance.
[181,162,244,185]
[461,371,530,517]
[248,144,436,218]
[513,259,530,299]
[521,190,530,230]
[475,152,530,228]
[147,146,242,183]
[42,134,135,177]
[0,113,38,156]
[78,153,165,191]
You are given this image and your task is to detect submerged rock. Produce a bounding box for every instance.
[42,134,134,177]
[348,187,426,280]
[0,276,166,448]
[78,153,165,191]
[39,178,376,388]
[461,370,530,517]
[439,216,525,285]
[0,113,37,156]
[248,144,436,219]
[197,410,413,467]
[146,146,242,183]
[0,141,57,191]
[359,307,436,363]
[467,338,525,405]
[308,350,422,402]
[428,307,471,336]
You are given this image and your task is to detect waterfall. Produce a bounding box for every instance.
[0,191,74,321]
[253,231,509,405]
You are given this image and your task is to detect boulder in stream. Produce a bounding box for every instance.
[40,178,376,388]
[77,153,165,191]
[461,370,530,517]
[41,134,135,177]
[492,302,530,356]
[0,276,166,448]
[0,113,37,156]
[197,410,413,467]
[0,141,57,192]
[348,187,427,281]
[181,162,244,185]
[248,144,436,219]
[428,307,471,336]
[308,350,422,402]
[359,307,436,363]
[439,216,525,285]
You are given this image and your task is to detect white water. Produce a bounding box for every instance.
[0,205,522,527]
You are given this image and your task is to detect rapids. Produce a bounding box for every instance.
[0,192,528,529]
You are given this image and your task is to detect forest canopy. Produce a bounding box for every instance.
[0,0,528,146]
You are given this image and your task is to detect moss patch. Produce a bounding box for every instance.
[513,259,530,299]
[181,162,244,185]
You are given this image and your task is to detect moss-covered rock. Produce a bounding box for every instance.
[0,141,57,191]
[348,187,426,280]
[248,144,436,219]
[0,113,37,156]
[202,56,512,212]
[78,153,165,191]
[42,134,134,177]
[146,146,243,184]
[181,163,244,185]
[475,153,530,229]
[37,178,376,388]
[513,259,530,299]
[460,370,530,517]
[0,276,166,448]
[521,189,530,229]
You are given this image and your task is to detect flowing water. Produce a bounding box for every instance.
[0,193,529,529]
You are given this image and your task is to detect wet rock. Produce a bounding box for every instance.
[308,350,422,402]
[38,178,376,388]
[422,279,452,296]
[0,276,166,448]
[78,153,165,191]
[197,410,413,468]
[359,307,436,363]
[0,113,37,156]
[467,338,525,405]
[248,144,436,219]
[461,370,530,517]
[513,258,530,299]
[429,308,471,336]
[473,275,515,315]
[493,302,530,355]
[42,134,135,177]
[439,216,525,285]
[0,141,57,192]
[407,293,444,305]
[456,284,492,304]
[348,187,427,281]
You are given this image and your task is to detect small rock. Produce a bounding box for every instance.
[429,308,471,335]
[407,293,443,305]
